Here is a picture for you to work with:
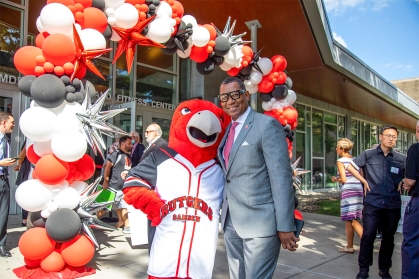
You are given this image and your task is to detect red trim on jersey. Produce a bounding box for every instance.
[186,162,217,277]
[125,176,151,187]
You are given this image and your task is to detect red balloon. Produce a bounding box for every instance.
[78,7,108,33]
[172,1,184,17]
[35,154,69,185]
[203,24,216,40]
[125,0,146,5]
[41,251,66,272]
[66,173,74,185]
[35,33,48,49]
[271,55,287,72]
[275,72,287,85]
[24,257,42,268]
[282,107,298,125]
[32,169,38,179]
[189,46,208,63]
[258,76,274,93]
[19,228,56,260]
[61,235,95,267]
[241,46,253,60]
[36,55,47,66]
[294,209,303,220]
[75,65,86,79]
[74,0,92,8]
[14,46,43,76]
[27,145,41,164]
[47,0,75,4]
[227,67,240,77]
[75,154,95,181]
[73,171,82,181]
[42,34,76,66]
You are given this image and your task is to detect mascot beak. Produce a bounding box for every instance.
[186,110,222,148]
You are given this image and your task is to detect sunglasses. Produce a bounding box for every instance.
[218,89,246,103]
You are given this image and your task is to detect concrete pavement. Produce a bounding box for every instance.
[0,212,403,279]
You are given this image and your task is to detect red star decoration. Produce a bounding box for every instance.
[112,14,166,73]
[71,25,112,81]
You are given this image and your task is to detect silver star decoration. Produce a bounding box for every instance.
[76,177,118,248]
[291,157,311,193]
[76,88,129,159]
[211,17,251,47]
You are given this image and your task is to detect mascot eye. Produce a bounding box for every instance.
[180,108,191,115]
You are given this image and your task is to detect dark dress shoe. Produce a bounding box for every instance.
[0,246,11,257]
[356,269,369,279]
[379,270,392,279]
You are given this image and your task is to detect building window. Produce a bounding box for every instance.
[137,46,176,71]
[136,65,176,105]
[115,56,133,98]
[84,59,112,96]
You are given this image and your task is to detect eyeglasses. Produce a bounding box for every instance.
[382,134,398,140]
[218,89,246,103]
[145,130,155,134]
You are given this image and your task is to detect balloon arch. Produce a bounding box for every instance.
[13,0,298,278]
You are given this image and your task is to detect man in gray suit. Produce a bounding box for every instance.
[217,77,298,279]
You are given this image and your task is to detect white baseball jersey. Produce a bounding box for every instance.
[124,147,224,279]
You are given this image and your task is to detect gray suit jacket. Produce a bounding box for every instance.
[218,109,295,238]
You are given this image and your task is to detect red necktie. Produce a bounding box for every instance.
[223,122,239,168]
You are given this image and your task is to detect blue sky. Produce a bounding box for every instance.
[324,0,419,81]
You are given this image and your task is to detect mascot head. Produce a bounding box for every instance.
[168,99,230,167]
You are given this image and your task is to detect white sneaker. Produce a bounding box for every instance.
[122,227,130,234]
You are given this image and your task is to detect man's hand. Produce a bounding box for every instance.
[102,181,109,190]
[0,158,17,167]
[278,231,299,252]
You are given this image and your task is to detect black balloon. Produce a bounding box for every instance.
[102,25,112,41]
[165,40,177,49]
[212,55,224,65]
[92,0,105,10]
[240,66,252,75]
[45,209,81,243]
[181,40,189,51]
[152,0,160,5]
[74,92,84,102]
[72,78,81,88]
[162,46,177,55]
[18,75,36,97]
[214,36,230,56]
[179,21,187,31]
[272,84,288,101]
[196,58,215,75]
[285,76,293,89]
[283,124,291,132]
[27,211,46,229]
[60,75,70,85]
[65,85,75,93]
[66,93,76,103]
[259,92,273,102]
[30,74,66,108]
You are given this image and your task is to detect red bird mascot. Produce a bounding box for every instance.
[123,100,230,279]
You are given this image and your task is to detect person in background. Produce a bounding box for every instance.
[130,131,145,168]
[108,133,122,154]
[13,140,31,227]
[331,138,367,254]
[103,136,132,234]
[0,111,17,257]
[401,120,419,279]
[353,126,405,279]
[141,123,167,161]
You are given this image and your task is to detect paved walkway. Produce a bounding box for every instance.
[0,212,402,279]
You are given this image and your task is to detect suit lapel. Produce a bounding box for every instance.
[218,123,230,173]
[226,110,254,174]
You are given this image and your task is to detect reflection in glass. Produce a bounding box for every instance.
[338,116,345,138]
[0,96,13,113]
[363,123,371,150]
[179,58,191,102]
[136,115,143,136]
[351,120,358,156]
[296,132,310,191]
[152,117,171,141]
[312,109,323,157]
[296,104,305,131]
[312,159,324,189]
[136,65,176,104]
[325,124,337,189]
[0,4,23,76]
[137,46,175,71]
[112,108,131,134]
[115,56,132,97]
[324,112,337,124]
[4,0,24,5]
[84,59,112,95]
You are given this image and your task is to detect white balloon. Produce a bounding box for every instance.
[53,187,80,209]
[246,83,258,94]
[224,47,243,67]
[105,7,115,16]
[147,19,172,43]
[115,3,139,29]
[62,102,83,115]
[273,100,287,110]
[257,57,273,76]
[286,90,297,105]
[40,3,75,35]
[80,29,106,50]
[271,98,276,103]
[69,181,88,193]
[51,131,87,162]
[262,101,272,111]
[47,201,58,213]
[192,26,210,47]
[36,17,44,33]
[54,113,81,133]
[43,180,69,197]
[245,80,252,86]
[250,71,263,85]
[104,0,125,9]
[108,16,117,26]
[41,208,51,218]
[33,100,67,115]
[20,107,57,142]
[110,29,121,41]
[15,179,53,212]
[156,1,173,19]
[33,140,53,157]
[75,23,82,33]
[219,61,232,71]
[181,15,198,27]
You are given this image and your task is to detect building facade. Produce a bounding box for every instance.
[1,0,418,213]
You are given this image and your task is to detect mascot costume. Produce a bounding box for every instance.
[122,99,230,279]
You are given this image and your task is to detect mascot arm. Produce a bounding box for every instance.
[123,186,165,226]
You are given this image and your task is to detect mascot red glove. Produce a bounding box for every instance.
[123,100,229,279]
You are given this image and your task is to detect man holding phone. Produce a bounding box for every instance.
[0,111,16,257]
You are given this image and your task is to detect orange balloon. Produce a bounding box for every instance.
[14,46,43,76]
[74,0,92,8]
[36,55,46,66]
[63,62,75,75]
[35,33,48,49]
[75,11,84,22]
[61,235,95,267]
[241,46,253,59]
[74,3,84,11]
[189,46,208,63]
[44,62,54,72]
[172,0,184,17]
[19,228,56,260]
[35,154,69,185]
[35,66,45,76]
[41,251,66,272]
[203,24,216,40]
[78,7,108,33]
[282,107,298,125]
[54,66,65,76]
[24,257,42,268]
[42,34,76,66]
[125,0,146,5]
